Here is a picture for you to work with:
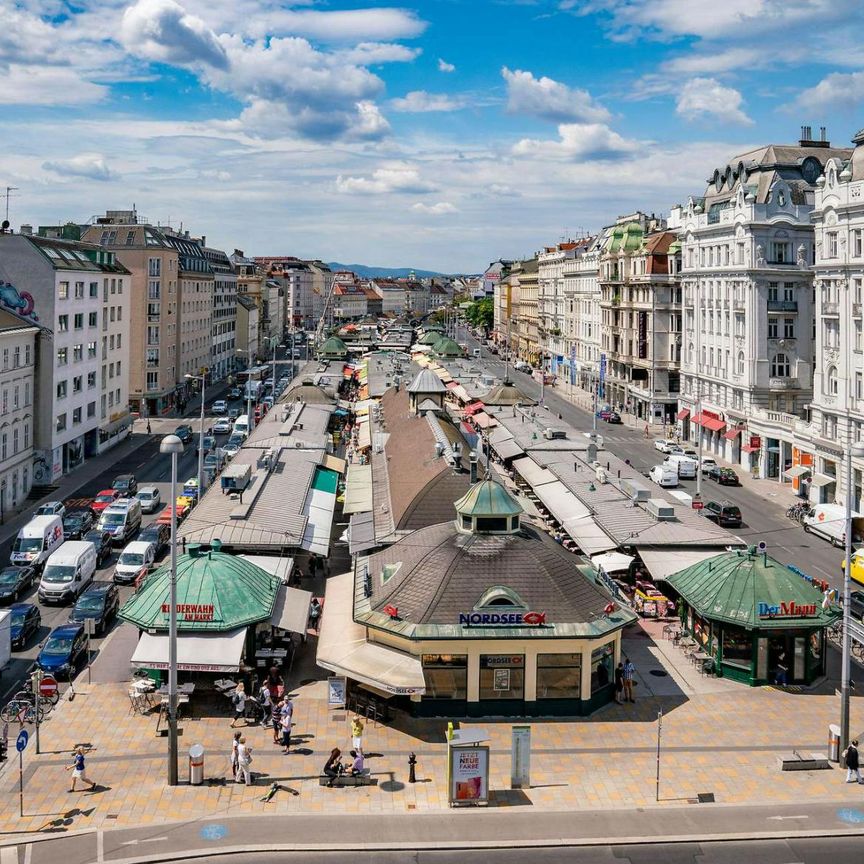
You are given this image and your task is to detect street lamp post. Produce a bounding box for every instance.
[159,433,184,786]
[841,439,864,751]
[185,373,206,494]
[236,348,254,430]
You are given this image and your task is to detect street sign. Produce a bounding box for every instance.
[692,501,704,510]
[39,676,58,699]
[83,618,96,636]
[15,730,28,753]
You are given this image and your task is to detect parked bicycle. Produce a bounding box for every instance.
[786,502,809,522]
[11,689,55,714]
[0,699,43,724]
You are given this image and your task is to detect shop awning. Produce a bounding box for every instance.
[131,628,246,673]
[810,473,836,488]
[690,413,703,425]
[316,572,426,695]
[741,442,760,453]
[591,551,635,575]
[463,401,485,416]
[783,465,811,480]
[638,548,726,583]
[560,516,617,556]
[493,438,525,461]
[676,409,690,420]
[445,381,459,390]
[342,463,373,514]
[701,416,726,433]
[512,457,558,487]
[300,467,339,556]
[238,555,293,584]
[723,428,742,441]
[450,384,471,403]
[269,585,313,635]
[348,511,377,555]
[322,454,346,474]
[472,411,498,429]
[534,481,592,523]
[356,419,372,450]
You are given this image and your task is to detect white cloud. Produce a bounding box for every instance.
[0,65,107,104]
[121,0,228,69]
[337,42,421,65]
[42,153,115,181]
[662,47,768,75]
[795,70,864,111]
[512,123,640,161]
[390,90,466,113]
[265,8,426,41]
[502,67,611,123]
[336,164,438,195]
[676,77,753,126]
[412,201,457,215]
[438,58,455,73]
[352,101,391,140]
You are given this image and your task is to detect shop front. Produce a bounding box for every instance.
[665,549,836,686]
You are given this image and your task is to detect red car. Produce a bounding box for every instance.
[91,489,120,514]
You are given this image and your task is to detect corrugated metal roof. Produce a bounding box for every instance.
[343,463,374,514]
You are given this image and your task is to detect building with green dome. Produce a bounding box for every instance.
[316,478,635,717]
[431,335,465,357]
[318,335,348,360]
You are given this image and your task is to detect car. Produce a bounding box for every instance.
[202,435,216,453]
[221,442,240,460]
[264,378,274,388]
[849,590,864,621]
[709,466,740,486]
[596,405,614,420]
[227,433,245,450]
[212,418,232,434]
[700,457,718,476]
[204,451,224,474]
[37,623,88,679]
[262,396,274,409]
[36,501,66,518]
[227,408,241,420]
[212,400,228,415]
[649,465,679,487]
[62,510,94,541]
[229,387,242,400]
[292,349,302,358]
[679,448,698,460]
[654,439,678,454]
[112,474,138,498]
[704,500,742,527]
[139,522,170,557]
[0,565,37,603]
[174,424,193,444]
[91,489,120,514]
[114,542,157,585]
[68,581,120,635]
[605,411,622,424]
[83,529,113,566]
[136,486,162,514]
[9,602,40,650]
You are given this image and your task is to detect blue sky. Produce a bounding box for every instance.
[3,0,864,271]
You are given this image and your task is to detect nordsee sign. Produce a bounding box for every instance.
[757,601,818,619]
[459,611,547,626]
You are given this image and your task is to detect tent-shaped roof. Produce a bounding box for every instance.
[432,336,464,357]
[665,550,838,631]
[119,545,281,632]
[455,478,522,518]
[417,398,442,413]
[479,377,535,406]
[407,368,447,394]
[319,336,348,358]
[419,331,442,345]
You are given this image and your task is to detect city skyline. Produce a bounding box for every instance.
[3,0,864,270]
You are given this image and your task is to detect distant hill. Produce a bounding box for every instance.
[327,262,447,279]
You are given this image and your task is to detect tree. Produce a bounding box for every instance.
[465,298,494,331]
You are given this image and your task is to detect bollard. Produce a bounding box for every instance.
[408,752,417,783]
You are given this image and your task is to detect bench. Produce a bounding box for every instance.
[318,771,378,787]
[777,751,831,771]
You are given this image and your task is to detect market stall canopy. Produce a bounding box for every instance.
[342,463,373,514]
[637,548,723,583]
[665,549,838,630]
[238,554,293,584]
[512,456,557,487]
[120,544,280,632]
[300,466,340,557]
[316,572,426,695]
[269,585,313,636]
[783,465,811,480]
[560,515,617,556]
[590,552,635,575]
[131,628,246,673]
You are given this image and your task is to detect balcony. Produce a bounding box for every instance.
[767,300,798,313]
[768,377,800,390]
[733,299,746,311]
[765,410,800,428]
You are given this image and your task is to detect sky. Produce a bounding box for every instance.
[3,0,864,273]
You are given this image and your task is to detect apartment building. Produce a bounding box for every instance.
[493,267,517,351]
[231,249,265,363]
[370,279,406,315]
[0,231,129,481]
[676,132,852,477]
[514,258,540,365]
[563,232,605,393]
[203,245,237,382]
[235,294,260,367]
[538,243,577,379]
[255,257,310,331]
[332,284,368,319]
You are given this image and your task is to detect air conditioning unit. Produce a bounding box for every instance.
[645,498,675,520]
[620,478,650,502]
[543,428,566,440]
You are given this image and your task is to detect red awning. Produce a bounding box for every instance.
[464,401,485,416]
[723,428,742,441]
[701,416,726,433]
[676,408,690,420]
[445,381,459,390]
[690,413,703,426]
[741,443,760,453]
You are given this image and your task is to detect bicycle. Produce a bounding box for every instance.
[1,700,42,724]
[11,690,55,714]
[20,678,59,707]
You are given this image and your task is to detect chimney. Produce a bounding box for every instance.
[799,125,830,148]
[469,451,478,484]
[201,235,206,247]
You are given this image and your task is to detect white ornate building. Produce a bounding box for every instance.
[676,131,852,480]
[562,235,604,393]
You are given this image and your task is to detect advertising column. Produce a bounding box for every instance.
[448,745,489,805]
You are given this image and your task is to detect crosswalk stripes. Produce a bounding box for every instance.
[0,845,19,864]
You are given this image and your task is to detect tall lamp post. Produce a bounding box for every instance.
[159,433,184,786]
[185,373,206,494]
[236,348,254,430]
[841,439,864,751]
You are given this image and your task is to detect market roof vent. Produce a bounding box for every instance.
[645,498,675,521]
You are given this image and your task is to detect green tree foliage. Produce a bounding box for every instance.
[464,297,494,330]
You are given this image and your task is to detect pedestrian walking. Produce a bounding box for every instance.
[272,700,283,744]
[146,419,152,434]
[846,740,863,784]
[351,715,364,754]
[614,662,624,704]
[235,737,252,786]
[230,682,246,727]
[281,711,293,753]
[66,746,96,792]
[775,651,788,686]
[258,682,272,726]
[622,657,636,703]
[230,730,242,779]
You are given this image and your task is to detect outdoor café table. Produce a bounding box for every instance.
[156,682,196,697]
[213,679,237,694]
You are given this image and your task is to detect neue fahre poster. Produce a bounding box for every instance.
[449,745,489,805]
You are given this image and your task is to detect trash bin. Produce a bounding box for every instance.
[189,744,205,785]
[829,724,841,763]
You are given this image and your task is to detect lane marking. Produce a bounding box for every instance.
[97,829,103,863]
[22,845,30,864]
[0,847,16,864]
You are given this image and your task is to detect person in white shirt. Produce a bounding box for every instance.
[230,682,246,728]
[235,737,252,785]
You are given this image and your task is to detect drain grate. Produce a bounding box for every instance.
[697,792,715,803]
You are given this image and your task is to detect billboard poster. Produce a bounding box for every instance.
[327,676,347,709]
[599,353,607,398]
[449,745,489,805]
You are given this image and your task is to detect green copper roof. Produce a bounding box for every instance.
[119,548,281,632]
[319,336,348,358]
[606,225,624,253]
[621,222,644,252]
[432,336,464,357]
[666,550,837,631]
[419,331,442,345]
[454,479,522,518]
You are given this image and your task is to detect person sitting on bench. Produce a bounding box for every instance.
[323,748,343,786]
[349,749,365,776]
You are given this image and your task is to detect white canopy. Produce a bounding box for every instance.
[638,548,725,583]
[560,515,617,555]
[342,463,374,514]
[131,628,246,673]
[534,480,592,523]
[269,585,313,636]
[512,457,557,487]
[591,552,635,575]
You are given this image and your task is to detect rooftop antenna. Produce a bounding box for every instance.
[2,187,19,223]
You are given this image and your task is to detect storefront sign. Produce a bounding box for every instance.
[511,725,531,789]
[458,611,547,627]
[492,669,511,691]
[448,745,489,805]
[757,601,818,619]
[160,603,216,622]
[480,655,524,667]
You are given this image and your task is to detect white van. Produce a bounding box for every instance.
[114,540,156,585]
[649,464,679,488]
[232,417,250,438]
[98,498,142,545]
[664,454,698,479]
[38,540,97,605]
[11,515,64,572]
[803,503,864,548]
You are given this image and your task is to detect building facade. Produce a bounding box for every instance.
[563,232,604,393]
[515,258,539,365]
[203,245,237,382]
[537,244,575,377]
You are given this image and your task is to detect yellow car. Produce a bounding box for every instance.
[842,550,864,587]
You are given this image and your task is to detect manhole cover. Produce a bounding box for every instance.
[648,669,669,677]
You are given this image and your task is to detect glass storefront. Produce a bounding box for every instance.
[722,627,751,670]
[422,654,467,699]
[537,653,582,699]
[479,654,524,700]
[590,645,613,693]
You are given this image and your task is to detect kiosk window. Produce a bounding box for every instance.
[479,655,524,700]
[422,654,467,699]
[590,645,613,693]
[722,627,751,669]
[537,653,581,699]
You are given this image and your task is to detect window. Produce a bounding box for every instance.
[24,382,29,406]
[74,282,84,299]
[89,282,98,298]
[148,281,160,300]
[479,655,524,701]
[2,434,6,461]
[784,318,795,339]
[148,257,161,277]
[23,424,29,448]
[57,347,67,366]
[72,406,82,424]
[116,334,122,349]
[768,318,778,339]
[56,413,67,432]
[24,345,30,366]
[827,231,838,258]
[823,413,838,439]
[825,320,840,349]
[72,344,83,362]
[58,315,69,332]
[722,627,751,670]
[768,283,778,301]
[537,653,582,699]
[12,386,18,410]
[58,282,69,300]
[827,365,838,396]
[87,401,96,418]
[146,371,159,390]
[857,320,863,352]
[72,313,83,330]
[72,375,82,394]
[421,654,467,699]
[854,229,863,258]
[56,380,67,399]
[12,427,18,455]
[87,371,96,389]
[88,312,97,327]
[87,341,97,358]
[771,353,790,378]
[12,347,19,369]
[771,241,791,264]
[857,372,863,401]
